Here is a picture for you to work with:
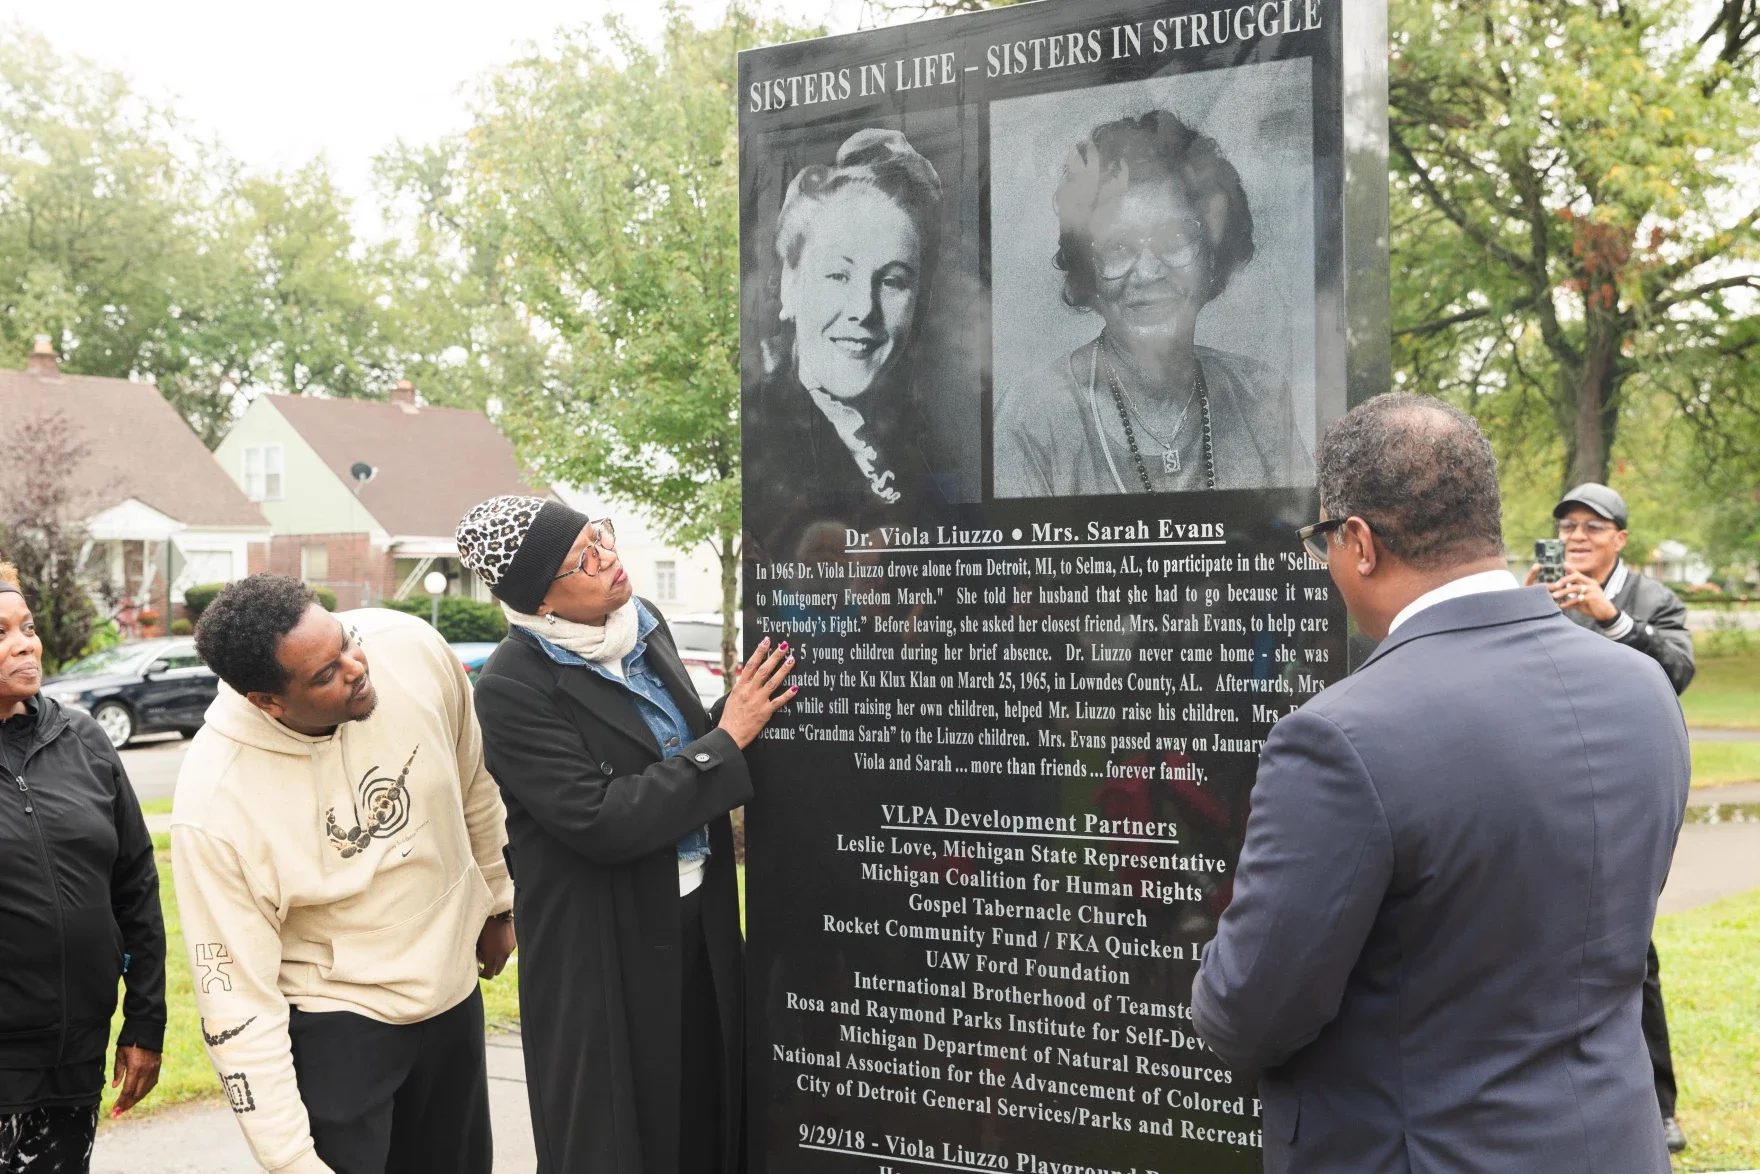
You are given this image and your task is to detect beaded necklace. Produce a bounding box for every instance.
[1094,343,1216,492]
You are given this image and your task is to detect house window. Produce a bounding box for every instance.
[301,545,330,583]
[654,560,679,603]
[243,444,285,501]
[182,550,234,587]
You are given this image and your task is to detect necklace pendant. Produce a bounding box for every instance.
[1162,449,1181,475]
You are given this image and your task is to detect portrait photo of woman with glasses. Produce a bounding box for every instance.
[992,79,1317,498]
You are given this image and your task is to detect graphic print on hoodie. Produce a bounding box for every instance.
[325,746,419,858]
[169,609,512,1174]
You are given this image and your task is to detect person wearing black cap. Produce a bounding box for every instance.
[0,563,166,1172]
[1527,482,1695,1153]
[457,496,796,1174]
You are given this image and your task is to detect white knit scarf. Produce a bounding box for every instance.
[502,600,640,669]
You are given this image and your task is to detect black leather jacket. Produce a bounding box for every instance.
[0,693,166,1069]
[1567,564,1696,696]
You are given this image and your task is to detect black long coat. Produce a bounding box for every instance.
[473,613,749,1174]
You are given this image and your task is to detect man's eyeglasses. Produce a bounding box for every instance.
[554,519,618,580]
[1296,519,1345,564]
[1092,217,1205,282]
[1295,517,1376,565]
[1556,519,1618,537]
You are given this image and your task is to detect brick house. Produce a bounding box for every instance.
[0,341,271,633]
[212,382,538,609]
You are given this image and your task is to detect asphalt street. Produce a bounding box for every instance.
[119,735,188,804]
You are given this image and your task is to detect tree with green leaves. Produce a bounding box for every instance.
[1391,0,1760,491]
[0,27,224,432]
[2,29,410,443]
[393,5,810,676]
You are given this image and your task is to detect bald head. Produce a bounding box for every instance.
[1317,394,1505,572]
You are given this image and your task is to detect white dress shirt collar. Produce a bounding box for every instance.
[1387,569,1523,635]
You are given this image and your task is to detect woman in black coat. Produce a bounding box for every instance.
[455,498,795,1174]
[0,567,166,1173]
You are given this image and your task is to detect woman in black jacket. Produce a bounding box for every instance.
[455,498,794,1174]
[0,567,166,1173]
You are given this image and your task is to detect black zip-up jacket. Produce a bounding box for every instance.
[1566,565,1697,696]
[0,693,166,1069]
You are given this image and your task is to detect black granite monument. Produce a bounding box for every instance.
[740,2,1388,1169]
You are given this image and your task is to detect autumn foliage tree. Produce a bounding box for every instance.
[0,415,103,670]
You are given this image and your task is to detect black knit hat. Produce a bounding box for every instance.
[455,496,591,614]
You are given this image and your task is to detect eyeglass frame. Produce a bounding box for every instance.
[1555,518,1620,537]
[1296,517,1374,565]
[1090,216,1207,282]
[552,519,618,580]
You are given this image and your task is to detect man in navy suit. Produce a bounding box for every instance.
[1193,394,1689,1173]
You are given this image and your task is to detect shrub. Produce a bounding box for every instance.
[182,583,227,622]
[80,619,121,658]
[312,586,337,612]
[377,596,508,643]
[171,618,193,636]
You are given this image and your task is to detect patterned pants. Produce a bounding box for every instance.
[0,1106,98,1174]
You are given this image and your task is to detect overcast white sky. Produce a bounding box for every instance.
[2,0,873,218]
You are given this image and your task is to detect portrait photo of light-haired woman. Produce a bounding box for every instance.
[743,127,954,556]
[994,109,1313,498]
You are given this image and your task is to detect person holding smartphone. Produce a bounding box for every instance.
[1528,482,1695,1153]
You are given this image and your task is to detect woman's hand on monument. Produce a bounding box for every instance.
[717,638,798,749]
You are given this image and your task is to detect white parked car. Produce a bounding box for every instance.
[663,612,740,708]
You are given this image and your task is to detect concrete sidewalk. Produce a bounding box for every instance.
[91,1032,535,1173]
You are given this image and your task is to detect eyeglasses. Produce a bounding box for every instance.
[1296,519,1346,564]
[1092,217,1205,281]
[553,519,618,580]
[1556,519,1619,537]
[1295,517,1377,565]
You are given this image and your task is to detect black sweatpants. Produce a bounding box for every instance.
[290,986,492,1174]
[0,1106,97,1174]
[1643,940,1677,1119]
[678,885,724,1174]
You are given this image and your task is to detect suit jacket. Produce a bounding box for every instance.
[1193,587,1689,1174]
[473,606,749,1174]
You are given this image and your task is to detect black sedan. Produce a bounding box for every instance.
[39,638,218,748]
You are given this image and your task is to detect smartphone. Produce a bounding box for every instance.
[1534,538,1567,584]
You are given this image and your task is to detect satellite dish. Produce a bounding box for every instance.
[350,463,378,496]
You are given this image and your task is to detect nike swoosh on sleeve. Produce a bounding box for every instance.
[201,1016,258,1048]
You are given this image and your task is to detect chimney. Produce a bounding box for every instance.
[26,336,58,376]
[391,378,418,413]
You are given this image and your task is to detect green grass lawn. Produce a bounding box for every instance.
[1692,741,1760,789]
[1682,643,1760,731]
[1657,887,1760,1171]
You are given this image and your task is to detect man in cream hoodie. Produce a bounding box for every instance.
[172,575,514,1174]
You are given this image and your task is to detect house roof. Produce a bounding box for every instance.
[266,395,538,540]
[0,368,269,529]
